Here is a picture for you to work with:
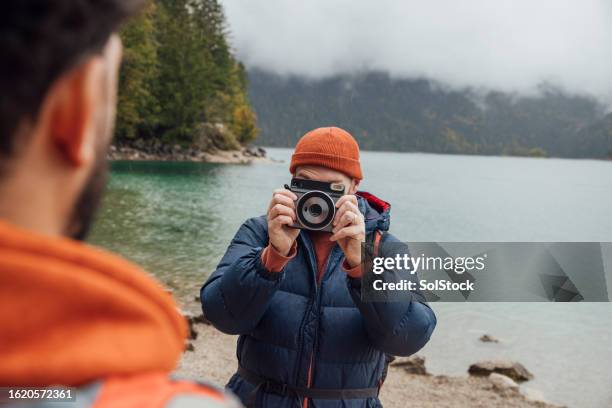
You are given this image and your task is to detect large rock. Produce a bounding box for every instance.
[469,360,534,382]
[390,355,429,375]
[243,146,267,158]
[521,387,548,404]
[479,334,500,343]
[488,373,519,391]
[181,310,211,341]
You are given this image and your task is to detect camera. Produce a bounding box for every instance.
[285,178,345,232]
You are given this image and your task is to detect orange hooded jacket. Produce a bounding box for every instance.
[0,220,240,407]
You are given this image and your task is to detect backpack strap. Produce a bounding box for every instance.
[365,229,385,260]
[91,373,240,408]
[372,230,383,258]
[1,375,240,408]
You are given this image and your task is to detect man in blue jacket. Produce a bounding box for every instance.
[201,127,436,407]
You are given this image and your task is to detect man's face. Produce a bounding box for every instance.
[294,165,359,195]
[65,35,122,240]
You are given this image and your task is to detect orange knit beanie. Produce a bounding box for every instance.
[290,127,363,180]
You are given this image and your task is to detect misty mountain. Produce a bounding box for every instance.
[247,69,612,159]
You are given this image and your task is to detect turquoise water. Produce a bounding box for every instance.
[90,148,612,408]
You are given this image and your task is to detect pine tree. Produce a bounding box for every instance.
[115,0,259,148]
[116,1,159,140]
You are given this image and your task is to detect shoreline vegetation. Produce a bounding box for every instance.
[116,0,259,161]
[107,139,273,164]
[176,306,562,408]
[114,0,612,166]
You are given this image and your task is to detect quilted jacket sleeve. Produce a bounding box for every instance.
[348,233,437,356]
[200,217,284,335]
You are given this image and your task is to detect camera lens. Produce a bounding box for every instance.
[296,191,335,230]
[308,204,322,217]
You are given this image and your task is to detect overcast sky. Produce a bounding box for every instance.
[220,0,612,100]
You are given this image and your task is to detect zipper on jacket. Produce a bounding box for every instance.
[293,232,319,403]
[302,247,340,408]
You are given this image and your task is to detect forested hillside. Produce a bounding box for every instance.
[116,0,257,151]
[249,69,612,159]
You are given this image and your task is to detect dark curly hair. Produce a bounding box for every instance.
[0,0,144,159]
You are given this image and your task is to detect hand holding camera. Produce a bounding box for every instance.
[267,188,301,256]
[330,194,365,269]
[280,178,365,269]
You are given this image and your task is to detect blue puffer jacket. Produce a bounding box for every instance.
[201,193,436,407]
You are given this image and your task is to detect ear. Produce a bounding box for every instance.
[350,179,360,194]
[48,57,103,167]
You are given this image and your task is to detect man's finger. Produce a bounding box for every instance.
[332,211,359,233]
[330,225,365,242]
[333,202,352,225]
[273,188,298,201]
[269,203,295,220]
[271,193,295,209]
[335,194,358,209]
[333,201,361,226]
[269,189,297,212]
[273,215,295,227]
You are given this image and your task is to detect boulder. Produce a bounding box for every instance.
[479,334,500,343]
[390,355,429,375]
[468,360,533,382]
[136,139,147,149]
[244,146,266,158]
[488,373,519,391]
[521,387,548,404]
[181,310,211,340]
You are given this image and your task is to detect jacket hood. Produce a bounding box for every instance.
[356,191,391,233]
[0,220,187,386]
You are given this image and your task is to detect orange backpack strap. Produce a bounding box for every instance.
[1,376,240,408]
[1,383,102,408]
[372,230,383,257]
[90,372,241,408]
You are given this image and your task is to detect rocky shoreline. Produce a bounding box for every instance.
[176,309,563,408]
[107,141,274,164]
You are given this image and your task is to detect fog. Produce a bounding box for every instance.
[220,0,612,100]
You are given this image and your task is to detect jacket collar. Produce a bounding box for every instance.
[356,191,391,233]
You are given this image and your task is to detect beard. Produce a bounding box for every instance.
[66,148,109,241]
[65,41,119,241]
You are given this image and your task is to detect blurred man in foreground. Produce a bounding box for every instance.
[0,1,239,406]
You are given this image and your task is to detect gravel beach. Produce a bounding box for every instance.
[175,322,560,408]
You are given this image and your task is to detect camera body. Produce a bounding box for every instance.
[286,178,345,232]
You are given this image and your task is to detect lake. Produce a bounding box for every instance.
[90,148,612,408]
